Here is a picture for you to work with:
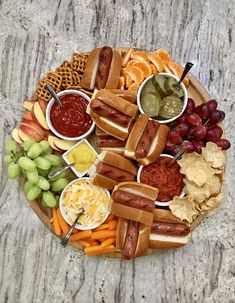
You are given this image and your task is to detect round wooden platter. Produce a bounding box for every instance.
[22,71,214,258]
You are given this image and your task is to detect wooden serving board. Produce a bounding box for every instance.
[21,72,215,258]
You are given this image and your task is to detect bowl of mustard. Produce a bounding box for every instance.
[62,139,98,178]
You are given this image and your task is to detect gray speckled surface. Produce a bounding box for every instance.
[0,1,235,302]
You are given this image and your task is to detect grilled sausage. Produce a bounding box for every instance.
[151,221,190,236]
[95,46,113,89]
[97,135,127,147]
[96,162,135,182]
[122,220,139,260]
[112,190,155,212]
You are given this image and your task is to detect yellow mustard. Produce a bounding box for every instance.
[67,143,96,172]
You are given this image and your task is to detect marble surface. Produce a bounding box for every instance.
[0,0,235,302]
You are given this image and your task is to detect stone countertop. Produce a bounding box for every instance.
[0,0,234,302]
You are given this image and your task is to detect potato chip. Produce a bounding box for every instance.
[202,142,226,169]
[169,195,198,223]
[196,192,224,214]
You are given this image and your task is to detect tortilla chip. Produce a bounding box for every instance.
[177,152,201,170]
[184,179,211,204]
[202,142,226,169]
[169,195,198,223]
[196,192,224,214]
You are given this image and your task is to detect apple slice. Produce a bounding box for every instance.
[32,102,49,130]
[18,129,31,142]
[23,100,35,111]
[53,137,77,151]
[48,135,63,151]
[12,128,23,144]
[23,111,34,121]
[38,98,47,113]
[21,119,45,138]
[19,125,43,142]
[43,130,52,139]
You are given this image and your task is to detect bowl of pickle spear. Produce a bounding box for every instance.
[137,73,188,123]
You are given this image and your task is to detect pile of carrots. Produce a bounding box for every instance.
[50,208,118,256]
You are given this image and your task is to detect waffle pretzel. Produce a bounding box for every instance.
[35,72,62,102]
[71,52,88,74]
[72,71,83,85]
[56,65,73,89]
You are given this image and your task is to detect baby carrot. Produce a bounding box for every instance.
[53,208,61,236]
[94,224,109,231]
[56,208,70,235]
[78,240,91,248]
[85,245,116,256]
[91,230,116,240]
[101,237,116,247]
[108,220,118,230]
[105,214,116,223]
[70,230,92,241]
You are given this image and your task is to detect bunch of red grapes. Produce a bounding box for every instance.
[165,98,231,154]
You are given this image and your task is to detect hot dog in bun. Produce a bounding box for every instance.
[149,209,191,249]
[88,151,137,190]
[96,127,126,155]
[81,46,122,90]
[87,89,138,140]
[116,218,151,259]
[124,114,169,165]
[111,181,158,226]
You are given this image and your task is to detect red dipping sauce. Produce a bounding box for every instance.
[50,94,92,138]
[140,156,184,202]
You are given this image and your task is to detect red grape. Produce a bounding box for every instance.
[165,140,175,151]
[168,130,182,144]
[194,105,202,115]
[188,127,195,139]
[216,139,231,150]
[186,113,202,126]
[177,114,187,124]
[182,140,194,153]
[193,125,207,139]
[206,128,219,142]
[199,103,210,119]
[209,110,223,124]
[175,123,190,136]
[192,141,205,154]
[207,99,218,112]
[184,98,196,114]
[213,125,223,140]
[219,110,225,122]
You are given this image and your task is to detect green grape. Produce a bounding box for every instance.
[25,169,39,184]
[37,168,50,178]
[42,191,57,208]
[5,140,18,154]
[51,178,69,192]
[3,154,14,164]
[34,156,51,170]
[24,180,34,195]
[41,198,49,208]
[44,154,62,166]
[36,176,50,190]
[49,165,66,181]
[22,140,36,151]
[40,146,53,156]
[39,140,50,151]
[18,156,37,171]
[26,186,41,201]
[27,143,43,159]
[7,163,21,179]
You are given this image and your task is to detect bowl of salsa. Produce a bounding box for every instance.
[46,90,95,140]
[137,154,184,206]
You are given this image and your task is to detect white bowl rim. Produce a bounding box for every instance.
[45,89,95,141]
[137,73,188,124]
[137,154,185,206]
[62,139,98,178]
[59,177,110,230]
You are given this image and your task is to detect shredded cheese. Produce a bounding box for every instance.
[62,179,110,227]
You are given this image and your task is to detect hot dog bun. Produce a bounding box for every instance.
[88,90,138,140]
[135,224,151,256]
[80,48,101,90]
[116,217,129,252]
[105,50,122,89]
[124,114,169,165]
[149,208,191,249]
[107,89,137,103]
[88,151,137,190]
[111,181,158,226]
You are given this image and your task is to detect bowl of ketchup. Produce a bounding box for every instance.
[46,90,95,140]
[137,154,185,206]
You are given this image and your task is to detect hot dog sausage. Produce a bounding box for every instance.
[97,135,127,147]
[96,162,135,182]
[112,190,155,212]
[122,220,139,260]
[135,120,159,158]
[90,98,132,127]
[151,221,190,236]
[95,46,113,89]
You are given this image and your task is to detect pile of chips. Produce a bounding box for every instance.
[169,142,226,223]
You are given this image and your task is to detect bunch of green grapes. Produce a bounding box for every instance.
[4,139,70,207]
